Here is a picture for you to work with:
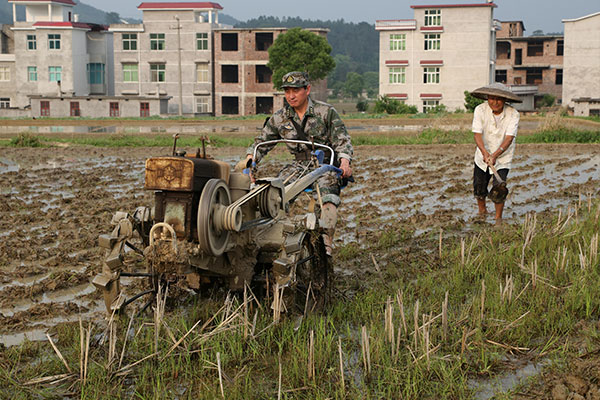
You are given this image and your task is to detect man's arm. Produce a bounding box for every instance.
[327,108,353,178]
[488,135,515,165]
[474,132,490,164]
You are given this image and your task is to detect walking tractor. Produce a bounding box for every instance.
[92,136,343,315]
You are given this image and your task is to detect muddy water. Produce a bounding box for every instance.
[0,143,598,347]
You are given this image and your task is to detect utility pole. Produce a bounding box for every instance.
[174,16,183,116]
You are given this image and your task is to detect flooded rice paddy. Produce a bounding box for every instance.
[0,143,598,348]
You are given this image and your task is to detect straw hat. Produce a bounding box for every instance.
[471,82,522,103]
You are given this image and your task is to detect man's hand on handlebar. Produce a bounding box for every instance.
[339,158,352,178]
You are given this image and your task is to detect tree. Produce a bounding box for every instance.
[106,12,121,24]
[356,99,368,112]
[464,90,484,112]
[532,29,544,36]
[362,71,379,98]
[344,72,364,98]
[267,28,335,90]
[373,96,417,114]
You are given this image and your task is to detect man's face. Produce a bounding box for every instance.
[284,85,311,109]
[487,95,506,115]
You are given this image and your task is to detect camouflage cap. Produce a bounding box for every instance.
[281,71,310,88]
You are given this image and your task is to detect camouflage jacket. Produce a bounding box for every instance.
[247,97,353,164]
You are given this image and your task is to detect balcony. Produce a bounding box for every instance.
[375,20,417,31]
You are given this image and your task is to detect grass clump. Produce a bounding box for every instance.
[9,133,44,147]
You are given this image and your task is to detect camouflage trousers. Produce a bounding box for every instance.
[277,161,342,207]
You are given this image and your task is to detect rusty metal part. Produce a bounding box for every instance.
[488,164,509,203]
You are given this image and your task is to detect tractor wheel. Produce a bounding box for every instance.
[289,233,331,314]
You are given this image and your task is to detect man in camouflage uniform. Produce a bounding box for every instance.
[237,71,353,255]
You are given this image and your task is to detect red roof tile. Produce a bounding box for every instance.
[9,0,76,5]
[138,2,223,10]
[411,3,496,8]
[33,21,108,30]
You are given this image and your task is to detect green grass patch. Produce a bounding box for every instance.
[519,127,600,143]
[3,201,600,398]
[8,133,45,147]
[42,134,254,148]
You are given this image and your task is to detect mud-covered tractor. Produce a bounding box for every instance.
[92,137,340,315]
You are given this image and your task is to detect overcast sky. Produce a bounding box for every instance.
[84,0,598,34]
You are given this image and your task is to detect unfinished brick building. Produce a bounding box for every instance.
[212,28,328,116]
[495,21,564,106]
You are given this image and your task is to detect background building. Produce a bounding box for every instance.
[6,0,114,111]
[495,20,562,108]
[212,27,328,117]
[110,2,223,116]
[376,2,497,112]
[562,12,600,116]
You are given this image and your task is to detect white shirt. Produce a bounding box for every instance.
[472,102,520,171]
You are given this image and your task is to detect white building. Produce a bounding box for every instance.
[5,0,114,111]
[110,2,223,115]
[562,12,600,116]
[376,2,497,112]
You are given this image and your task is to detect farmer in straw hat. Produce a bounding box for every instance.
[470,82,522,224]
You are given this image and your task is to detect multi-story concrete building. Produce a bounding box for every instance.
[562,12,600,116]
[212,27,328,117]
[6,0,114,110]
[0,24,16,111]
[495,20,563,106]
[110,2,223,115]
[376,2,497,112]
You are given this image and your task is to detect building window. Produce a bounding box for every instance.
[255,65,272,83]
[423,67,440,84]
[87,63,105,84]
[390,34,406,51]
[221,65,239,83]
[423,100,440,113]
[255,32,273,51]
[221,33,238,51]
[424,9,441,26]
[196,33,208,50]
[196,63,209,83]
[196,96,209,113]
[150,33,165,50]
[556,68,563,85]
[424,34,440,50]
[70,102,80,117]
[123,64,138,82]
[495,69,507,84]
[527,40,543,57]
[122,33,137,51]
[28,66,37,81]
[557,40,564,56]
[150,64,166,82]
[48,34,61,50]
[140,102,150,117]
[49,66,62,82]
[526,68,543,85]
[27,34,36,50]
[40,100,50,116]
[109,102,119,117]
[0,98,10,108]
[389,67,406,84]
[0,66,9,81]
